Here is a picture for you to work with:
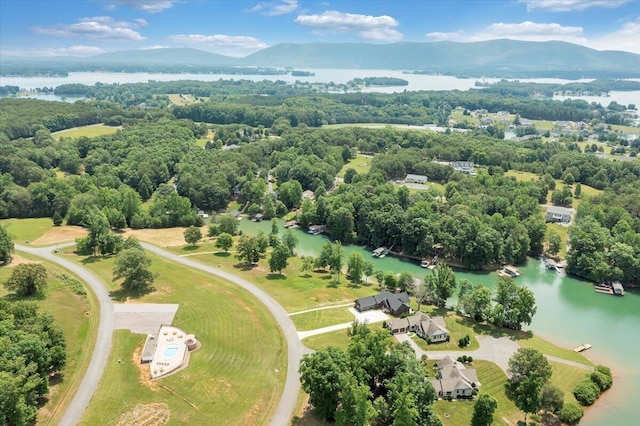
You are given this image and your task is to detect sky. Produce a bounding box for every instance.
[0,0,639,58]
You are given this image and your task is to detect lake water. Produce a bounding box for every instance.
[240,218,639,426]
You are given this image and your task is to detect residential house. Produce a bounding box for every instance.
[545,206,574,224]
[384,312,449,343]
[404,174,428,184]
[431,355,480,399]
[451,161,476,175]
[354,291,411,317]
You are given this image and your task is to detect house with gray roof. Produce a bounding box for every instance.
[384,312,449,343]
[431,355,480,399]
[545,206,574,224]
[404,174,428,184]
[354,291,411,317]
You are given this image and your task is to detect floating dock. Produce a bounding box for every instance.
[574,343,592,352]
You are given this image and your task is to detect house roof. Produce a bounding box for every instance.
[355,291,410,313]
[546,206,574,216]
[356,295,378,310]
[439,364,478,386]
[436,355,456,369]
[405,174,427,181]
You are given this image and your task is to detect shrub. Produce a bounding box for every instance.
[594,365,611,376]
[590,370,613,391]
[559,402,584,424]
[467,356,473,363]
[574,379,600,406]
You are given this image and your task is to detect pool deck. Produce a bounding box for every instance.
[149,325,195,379]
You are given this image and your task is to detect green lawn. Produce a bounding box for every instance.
[337,155,372,178]
[531,120,555,131]
[450,110,479,127]
[411,306,480,351]
[520,335,594,366]
[546,222,570,258]
[434,360,523,426]
[549,361,587,405]
[0,217,53,242]
[290,306,355,331]
[301,323,385,351]
[66,251,286,425]
[0,256,97,426]
[52,124,119,140]
[505,170,541,182]
[168,244,377,312]
[609,124,640,134]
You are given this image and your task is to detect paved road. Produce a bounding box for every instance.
[141,243,311,426]
[16,243,114,426]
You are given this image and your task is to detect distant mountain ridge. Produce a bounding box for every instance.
[2,41,639,78]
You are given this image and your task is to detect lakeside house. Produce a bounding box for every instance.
[431,355,480,399]
[545,205,574,224]
[354,291,411,317]
[434,160,476,175]
[404,174,428,184]
[384,312,449,343]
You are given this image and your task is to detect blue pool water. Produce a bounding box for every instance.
[163,344,179,358]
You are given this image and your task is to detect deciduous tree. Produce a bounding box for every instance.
[471,393,498,426]
[0,225,14,264]
[184,225,202,246]
[269,242,289,275]
[3,263,48,296]
[112,248,155,291]
[507,348,552,422]
[215,233,233,253]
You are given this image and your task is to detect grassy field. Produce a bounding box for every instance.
[337,155,372,178]
[0,256,97,426]
[0,217,54,242]
[505,170,541,182]
[289,306,355,331]
[434,360,523,426]
[411,306,480,352]
[168,244,376,312]
[65,251,286,425]
[450,110,479,127]
[300,322,385,351]
[52,124,119,140]
[609,124,640,134]
[531,120,555,131]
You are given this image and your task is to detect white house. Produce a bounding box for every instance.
[404,174,428,184]
[545,206,574,224]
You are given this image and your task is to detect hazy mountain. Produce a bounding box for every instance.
[241,40,640,77]
[87,48,236,66]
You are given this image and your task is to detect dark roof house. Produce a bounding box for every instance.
[354,291,411,316]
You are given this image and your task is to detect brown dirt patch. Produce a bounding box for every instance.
[6,253,32,267]
[132,347,159,391]
[31,226,87,246]
[116,403,170,426]
[122,226,207,247]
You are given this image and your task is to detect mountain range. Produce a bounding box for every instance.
[2,40,639,78]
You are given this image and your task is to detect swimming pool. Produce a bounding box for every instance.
[163,343,179,358]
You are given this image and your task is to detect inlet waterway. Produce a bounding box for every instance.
[240,218,639,426]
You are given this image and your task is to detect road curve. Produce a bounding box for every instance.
[141,243,311,426]
[16,243,114,426]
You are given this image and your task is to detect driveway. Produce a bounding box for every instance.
[16,243,114,426]
[140,243,311,426]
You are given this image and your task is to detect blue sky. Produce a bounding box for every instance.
[1,0,639,57]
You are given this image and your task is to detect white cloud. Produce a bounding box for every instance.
[589,16,640,53]
[34,16,146,42]
[424,31,465,41]
[2,45,106,57]
[250,0,298,16]
[103,0,177,13]
[470,21,587,44]
[167,34,268,57]
[519,0,631,12]
[295,10,403,41]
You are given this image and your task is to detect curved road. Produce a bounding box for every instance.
[141,243,311,426]
[16,243,114,426]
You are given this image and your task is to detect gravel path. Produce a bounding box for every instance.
[140,243,311,426]
[16,243,114,426]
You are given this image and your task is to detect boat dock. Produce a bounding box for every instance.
[372,246,390,258]
[595,281,625,296]
[499,265,521,277]
[574,343,592,352]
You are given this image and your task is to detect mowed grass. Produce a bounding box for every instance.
[0,256,97,426]
[301,323,385,351]
[52,124,119,140]
[289,306,355,331]
[434,360,523,426]
[169,244,377,312]
[411,306,480,351]
[549,361,588,405]
[338,155,372,178]
[505,170,541,182]
[520,335,594,366]
[75,251,286,425]
[531,120,555,131]
[0,217,54,242]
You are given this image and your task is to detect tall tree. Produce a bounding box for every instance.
[282,229,298,257]
[424,264,456,308]
[0,225,14,264]
[507,348,552,422]
[236,235,261,265]
[347,252,365,284]
[215,233,233,253]
[184,225,202,246]
[112,248,155,291]
[269,242,289,275]
[3,263,48,296]
[471,394,498,426]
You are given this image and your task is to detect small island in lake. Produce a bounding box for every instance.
[290,70,315,77]
[348,77,409,87]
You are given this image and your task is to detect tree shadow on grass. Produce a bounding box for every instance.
[80,254,112,265]
[291,406,330,426]
[181,245,199,252]
[266,273,286,280]
[299,273,312,279]
[456,316,532,341]
[213,252,231,257]
[2,292,46,302]
[233,262,255,271]
[109,285,154,302]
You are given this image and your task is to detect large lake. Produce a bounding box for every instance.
[240,218,639,426]
[2,70,638,106]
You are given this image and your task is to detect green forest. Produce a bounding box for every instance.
[0,80,638,285]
